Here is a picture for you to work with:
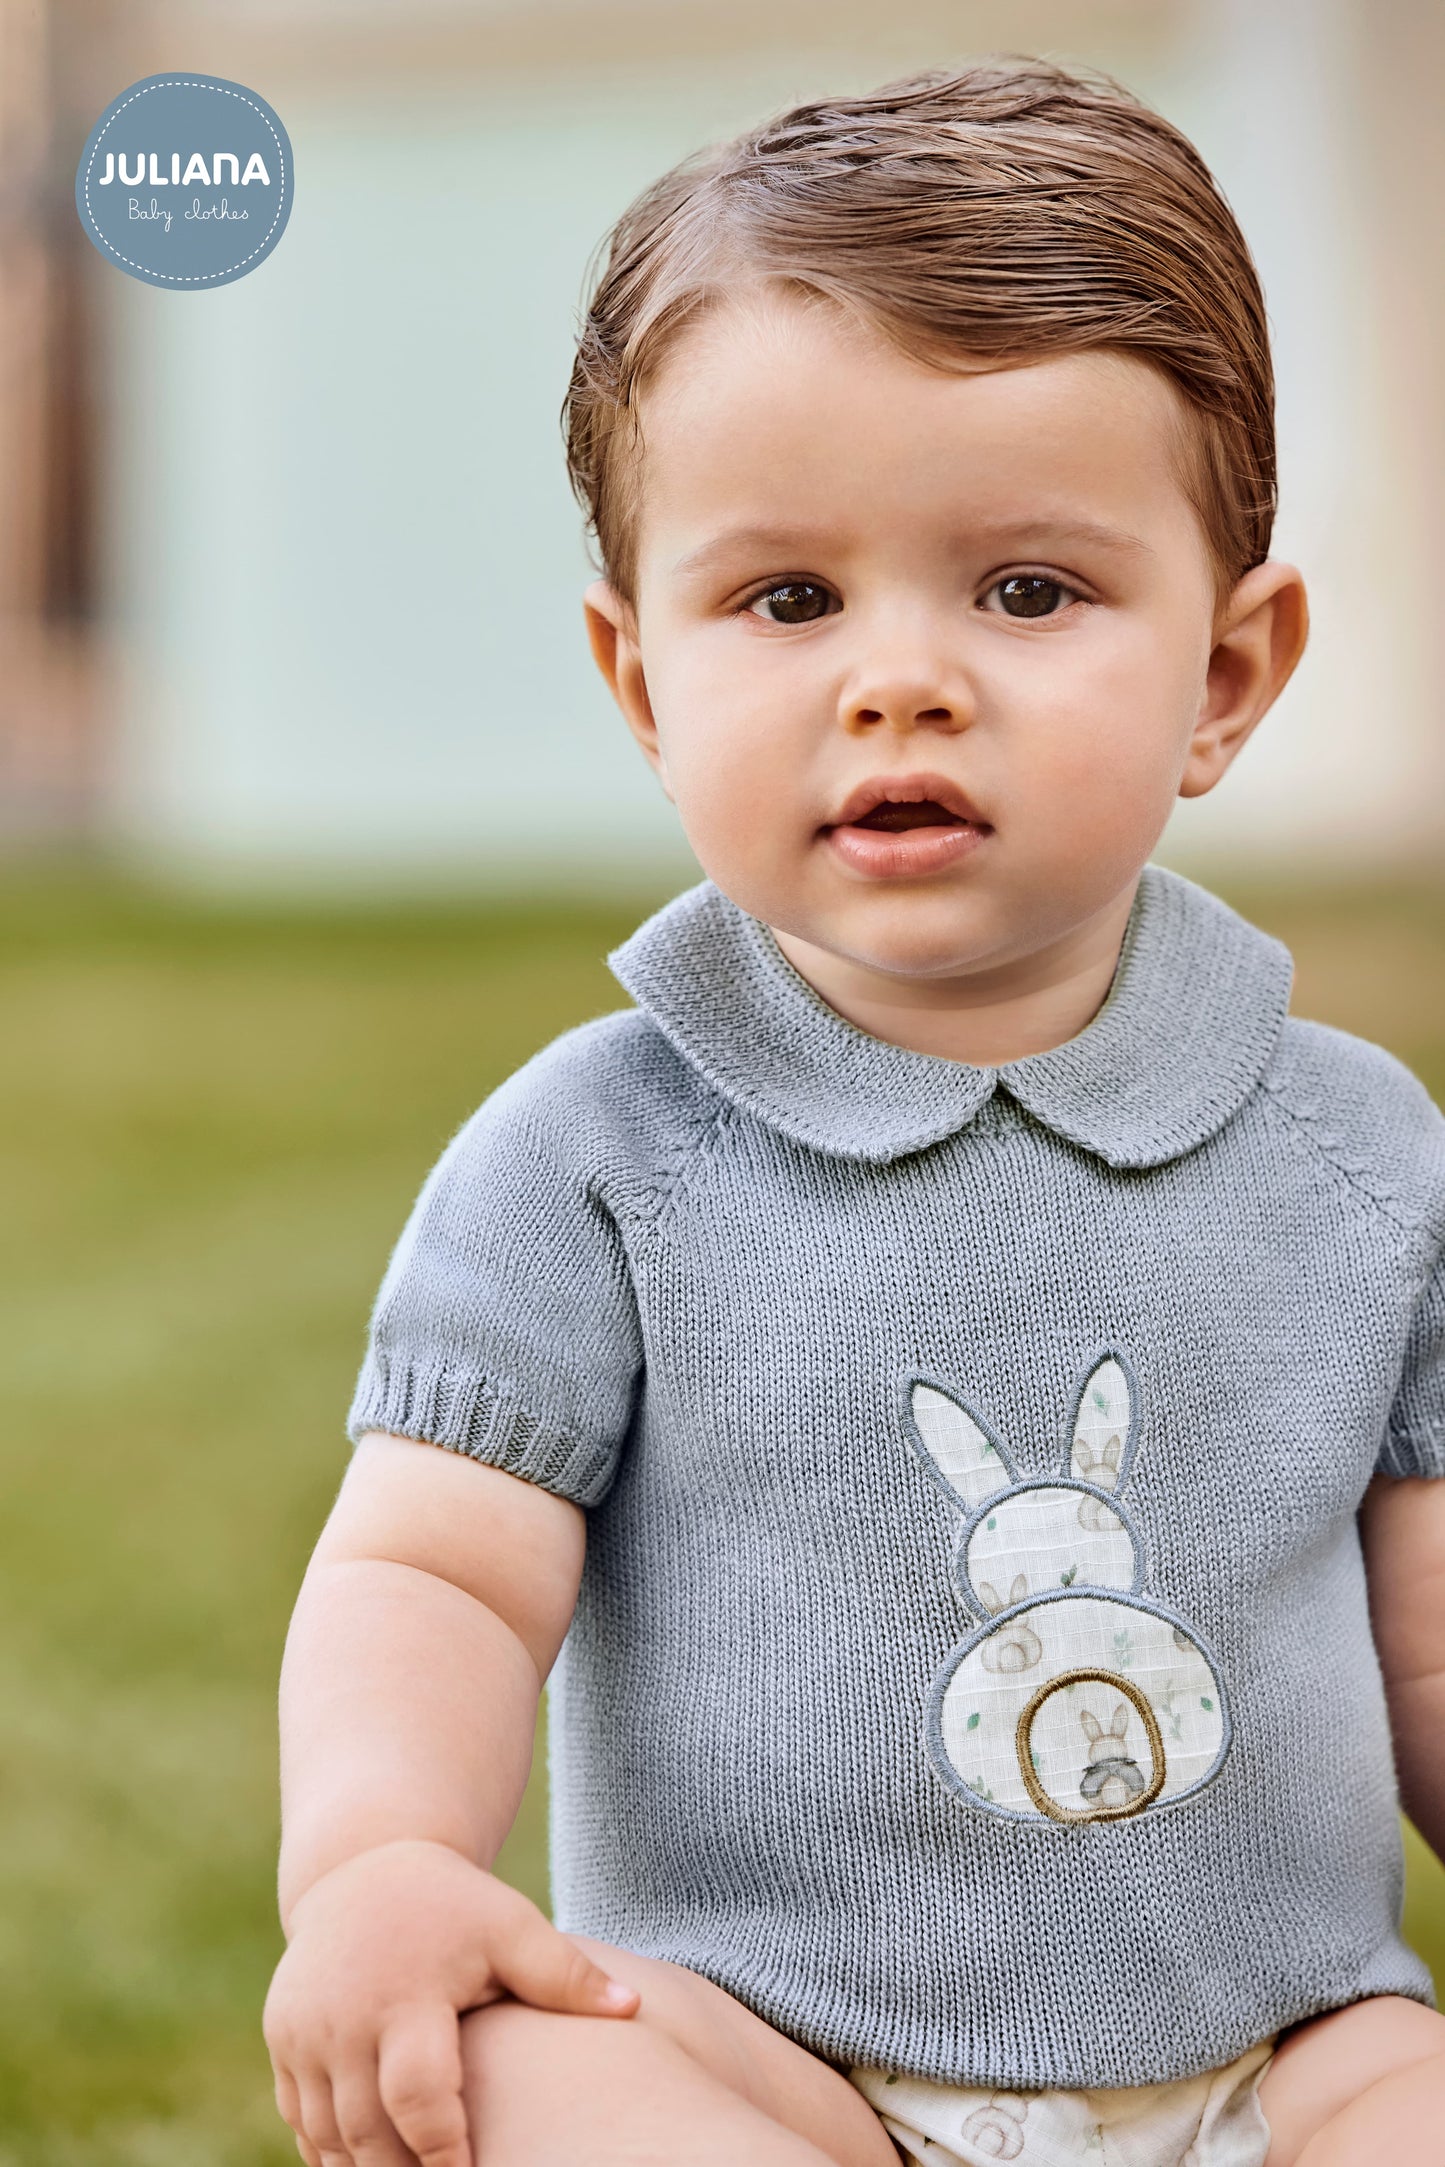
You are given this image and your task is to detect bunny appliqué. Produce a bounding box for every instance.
[902,1348,1231,1825]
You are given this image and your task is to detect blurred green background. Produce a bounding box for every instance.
[1,868,1442,2165]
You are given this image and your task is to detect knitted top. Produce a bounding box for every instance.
[347,863,1445,2090]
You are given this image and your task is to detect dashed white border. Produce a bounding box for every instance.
[81,76,290,285]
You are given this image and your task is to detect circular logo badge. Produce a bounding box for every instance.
[74,73,293,289]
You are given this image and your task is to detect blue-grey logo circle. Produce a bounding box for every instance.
[74,73,293,289]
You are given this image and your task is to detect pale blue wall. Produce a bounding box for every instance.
[102,78,737,887]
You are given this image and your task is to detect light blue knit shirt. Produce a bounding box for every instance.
[348,863,1445,2089]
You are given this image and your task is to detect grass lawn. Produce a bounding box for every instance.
[0,864,1441,2162]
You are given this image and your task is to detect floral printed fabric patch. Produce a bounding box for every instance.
[901,1350,1231,1824]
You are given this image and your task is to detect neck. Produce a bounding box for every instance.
[770,880,1141,1067]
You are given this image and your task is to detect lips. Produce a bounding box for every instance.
[822,771,992,881]
[825,772,990,834]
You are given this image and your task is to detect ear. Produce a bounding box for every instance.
[1008,1573,1028,1606]
[1080,1711,1102,1743]
[908,1381,1015,1513]
[1178,559,1309,801]
[1110,1704,1130,1740]
[977,1580,1002,1615]
[582,578,673,801]
[1069,1355,1135,1488]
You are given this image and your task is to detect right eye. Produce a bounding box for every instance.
[744,581,837,625]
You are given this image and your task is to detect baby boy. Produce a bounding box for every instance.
[263,58,1445,2167]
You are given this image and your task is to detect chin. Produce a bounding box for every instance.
[814,889,1006,980]
[716,857,1014,978]
[852,933,995,981]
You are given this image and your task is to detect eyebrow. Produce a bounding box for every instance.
[671,515,1153,580]
[972,517,1153,557]
[671,527,825,580]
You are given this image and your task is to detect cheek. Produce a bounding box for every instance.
[648,637,808,815]
[993,615,1204,780]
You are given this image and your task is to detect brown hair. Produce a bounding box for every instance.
[562,58,1276,608]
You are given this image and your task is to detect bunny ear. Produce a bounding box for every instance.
[907,1380,1015,1513]
[1008,1573,1028,1606]
[1110,1704,1130,1739]
[1068,1353,1137,1489]
[977,1580,1002,1615]
[1079,1710,1102,1742]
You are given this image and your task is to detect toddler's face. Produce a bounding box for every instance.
[586,286,1301,980]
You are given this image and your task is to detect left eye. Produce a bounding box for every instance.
[746,582,835,625]
[983,575,1077,619]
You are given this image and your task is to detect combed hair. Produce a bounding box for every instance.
[562,58,1276,606]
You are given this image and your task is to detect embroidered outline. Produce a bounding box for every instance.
[899,1371,1018,1510]
[1063,1341,1144,1490]
[956,1476,1146,1612]
[920,1585,1234,1822]
[1016,1666,1166,1822]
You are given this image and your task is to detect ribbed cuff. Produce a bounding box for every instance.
[1377,1416,1445,1481]
[346,1351,619,1507]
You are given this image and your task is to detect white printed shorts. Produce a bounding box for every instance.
[847,2039,1274,2167]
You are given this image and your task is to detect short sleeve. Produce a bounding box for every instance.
[346,1043,645,1508]
[1378,1249,1445,1479]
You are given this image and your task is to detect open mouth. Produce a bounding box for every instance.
[850,798,970,833]
[827,772,990,833]
[824,773,991,878]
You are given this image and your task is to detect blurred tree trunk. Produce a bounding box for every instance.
[0,0,114,842]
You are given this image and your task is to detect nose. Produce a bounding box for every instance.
[838,618,974,738]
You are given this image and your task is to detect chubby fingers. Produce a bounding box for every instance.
[330,2060,421,2166]
[377,2006,473,2167]
[272,2061,323,2165]
[273,2065,309,2155]
[278,2054,431,2167]
[292,2069,346,2166]
[484,1898,640,2019]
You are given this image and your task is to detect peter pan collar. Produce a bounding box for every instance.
[607,862,1293,1170]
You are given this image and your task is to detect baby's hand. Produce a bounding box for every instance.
[263,1837,640,2167]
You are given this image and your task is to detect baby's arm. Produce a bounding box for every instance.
[1362,1472,1445,1860]
[263,1430,640,2167]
